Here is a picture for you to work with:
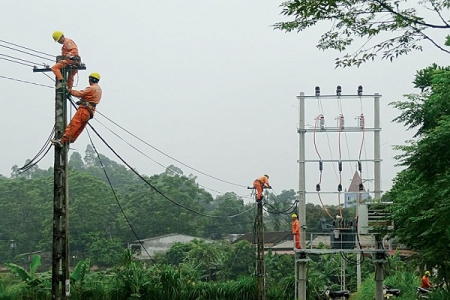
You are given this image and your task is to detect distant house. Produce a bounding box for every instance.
[129,233,210,260]
[234,231,294,254]
[344,171,370,208]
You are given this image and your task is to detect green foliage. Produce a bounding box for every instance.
[274,0,449,67]
[389,65,450,281]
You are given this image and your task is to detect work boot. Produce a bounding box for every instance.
[50,138,63,148]
[55,80,66,90]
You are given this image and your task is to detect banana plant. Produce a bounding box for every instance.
[5,254,41,287]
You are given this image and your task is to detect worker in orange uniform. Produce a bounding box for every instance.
[51,31,81,90]
[253,174,270,201]
[421,271,433,289]
[51,73,102,147]
[291,213,301,249]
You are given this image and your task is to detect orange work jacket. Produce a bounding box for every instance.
[255,176,270,187]
[292,219,299,235]
[61,38,79,57]
[421,276,432,288]
[71,83,102,108]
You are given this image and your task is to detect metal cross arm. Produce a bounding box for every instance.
[32,64,87,73]
[247,186,272,189]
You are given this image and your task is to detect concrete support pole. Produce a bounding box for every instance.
[374,93,381,200]
[256,202,265,300]
[51,56,69,300]
[297,92,307,300]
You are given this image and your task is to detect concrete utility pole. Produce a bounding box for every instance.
[33,58,85,300]
[256,201,265,300]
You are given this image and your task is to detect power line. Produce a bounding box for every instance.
[0,39,53,57]
[86,129,157,263]
[0,53,42,66]
[93,117,248,197]
[85,116,252,219]
[0,56,35,67]
[0,44,53,62]
[95,110,247,188]
[0,75,53,88]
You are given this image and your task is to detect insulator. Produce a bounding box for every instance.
[359,113,365,129]
[316,184,321,192]
[319,161,323,171]
[359,183,364,191]
[315,86,320,96]
[358,161,362,172]
[338,161,342,172]
[338,184,342,192]
[320,115,325,130]
[339,114,345,129]
[357,85,363,96]
[336,85,342,96]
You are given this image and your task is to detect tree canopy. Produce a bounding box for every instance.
[389,64,450,274]
[275,0,450,67]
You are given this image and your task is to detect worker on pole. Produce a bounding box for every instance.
[291,213,301,249]
[253,174,270,201]
[51,73,102,147]
[421,271,433,289]
[51,31,81,90]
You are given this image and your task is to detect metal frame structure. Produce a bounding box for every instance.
[295,91,384,300]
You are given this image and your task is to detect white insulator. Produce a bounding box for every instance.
[320,115,325,130]
[359,114,365,129]
[339,114,345,129]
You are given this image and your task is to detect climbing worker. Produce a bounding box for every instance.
[421,271,433,289]
[253,174,270,201]
[51,73,102,147]
[51,31,81,90]
[291,213,301,249]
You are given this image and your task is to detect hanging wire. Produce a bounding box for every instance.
[0,39,53,57]
[0,75,53,88]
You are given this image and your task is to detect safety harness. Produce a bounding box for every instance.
[76,100,96,119]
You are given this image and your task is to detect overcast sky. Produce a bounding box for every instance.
[1,1,449,205]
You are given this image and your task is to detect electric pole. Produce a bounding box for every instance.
[256,200,265,300]
[33,57,85,300]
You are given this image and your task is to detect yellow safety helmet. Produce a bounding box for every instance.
[425,271,431,276]
[89,72,101,82]
[52,31,64,42]
[264,174,269,179]
[291,213,297,218]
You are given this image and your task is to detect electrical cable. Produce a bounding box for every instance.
[95,110,247,188]
[0,75,53,88]
[0,56,35,67]
[0,39,53,57]
[18,127,54,173]
[263,200,298,215]
[86,129,156,263]
[92,118,243,197]
[0,44,54,62]
[84,117,253,219]
[0,53,43,66]
[313,113,333,219]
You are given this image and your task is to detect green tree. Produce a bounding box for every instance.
[275,0,450,67]
[69,151,85,171]
[388,65,450,277]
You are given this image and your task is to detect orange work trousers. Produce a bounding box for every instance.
[61,107,91,144]
[253,181,264,201]
[51,59,78,89]
[294,233,301,249]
